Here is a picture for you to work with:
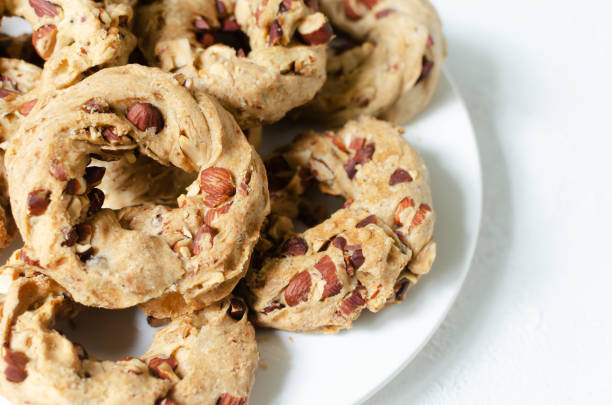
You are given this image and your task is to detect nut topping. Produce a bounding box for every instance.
[343,0,362,21]
[84,166,106,189]
[375,8,395,19]
[284,270,311,307]
[82,98,109,114]
[268,20,283,46]
[127,102,164,133]
[50,160,68,181]
[228,298,246,320]
[356,214,376,228]
[27,189,51,216]
[102,126,121,143]
[200,167,235,207]
[314,255,342,299]
[148,357,178,380]
[32,25,57,60]
[338,286,366,315]
[87,188,105,215]
[281,237,308,256]
[394,197,414,225]
[191,224,218,254]
[416,57,434,84]
[389,168,413,185]
[29,0,61,17]
[217,393,247,405]
[298,13,333,45]
[4,349,29,383]
[18,99,38,116]
[408,203,432,232]
[349,248,365,270]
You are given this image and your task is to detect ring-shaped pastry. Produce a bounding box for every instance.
[244,117,436,332]
[6,65,269,314]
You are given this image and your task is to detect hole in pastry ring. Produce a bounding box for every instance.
[298,0,447,125]
[0,57,43,249]
[245,116,436,332]
[1,0,136,90]
[0,260,257,404]
[5,65,270,313]
[135,0,333,128]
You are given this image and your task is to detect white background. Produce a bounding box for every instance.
[368,0,612,403]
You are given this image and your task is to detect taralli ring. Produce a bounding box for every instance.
[5,64,269,314]
[1,0,137,90]
[298,0,446,125]
[0,261,258,405]
[135,0,332,128]
[244,117,436,332]
[0,57,42,249]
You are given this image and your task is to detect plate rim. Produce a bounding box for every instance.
[356,68,484,404]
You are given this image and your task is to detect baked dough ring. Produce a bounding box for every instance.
[0,260,258,405]
[5,65,269,314]
[0,57,42,249]
[298,0,446,125]
[245,117,436,332]
[2,0,136,90]
[135,0,331,128]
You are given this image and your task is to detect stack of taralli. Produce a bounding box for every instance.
[0,0,446,403]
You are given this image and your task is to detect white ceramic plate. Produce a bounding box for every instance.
[250,72,482,405]
[0,16,481,403]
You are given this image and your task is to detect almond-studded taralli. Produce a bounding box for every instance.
[135,0,331,128]
[4,65,269,315]
[0,261,258,405]
[1,0,136,91]
[244,117,436,332]
[297,0,446,125]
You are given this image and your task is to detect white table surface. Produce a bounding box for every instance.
[367,0,612,403]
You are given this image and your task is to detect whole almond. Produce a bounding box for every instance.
[200,167,235,208]
[127,102,164,133]
[32,25,57,60]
